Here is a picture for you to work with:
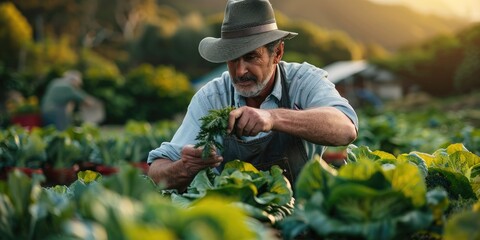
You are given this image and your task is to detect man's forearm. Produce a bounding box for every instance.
[269,107,357,146]
[148,158,194,192]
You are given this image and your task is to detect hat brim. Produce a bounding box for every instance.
[198,30,297,63]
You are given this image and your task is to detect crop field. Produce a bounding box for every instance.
[1,94,480,240]
[2,1,480,238]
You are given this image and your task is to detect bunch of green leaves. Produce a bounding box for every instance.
[123,120,175,163]
[0,170,75,240]
[347,143,480,200]
[281,154,449,240]
[412,143,480,199]
[449,126,480,156]
[170,160,294,225]
[48,165,158,205]
[90,137,124,166]
[443,199,480,240]
[354,111,460,155]
[89,120,178,166]
[65,124,101,161]
[0,135,274,240]
[0,126,46,169]
[99,163,159,199]
[73,189,271,240]
[44,131,84,168]
[195,106,235,159]
[346,144,429,177]
[46,166,272,240]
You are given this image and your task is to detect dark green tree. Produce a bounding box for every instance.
[377,34,464,96]
[283,20,364,66]
[130,8,213,79]
[454,24,480,92]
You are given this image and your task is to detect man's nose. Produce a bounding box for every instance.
[233,59,248,76]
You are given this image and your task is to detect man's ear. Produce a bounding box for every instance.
[274,41,284,64]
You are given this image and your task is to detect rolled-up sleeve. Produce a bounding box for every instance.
[147,93,207,164]
[287,62,359,130]
[147,76,231,164]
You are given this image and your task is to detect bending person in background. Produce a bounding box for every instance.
[40,70,95,131]
[148,0,358,192]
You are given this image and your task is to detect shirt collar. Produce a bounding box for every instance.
[270,64,283,102]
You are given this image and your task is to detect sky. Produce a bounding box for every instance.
[369,0,480,22]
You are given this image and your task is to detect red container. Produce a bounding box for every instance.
[95,165,119,176]
[0,167,44,180]
[131,162,149,174]
[79,162,98,171]
[43,166,78,186]
[11,113,42,130]
[323,151,347,167]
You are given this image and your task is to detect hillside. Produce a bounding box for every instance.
[161,0,471,51]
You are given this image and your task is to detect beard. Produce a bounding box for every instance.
[233,72,272,98]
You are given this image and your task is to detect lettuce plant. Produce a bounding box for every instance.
[51,166,273,240]
[281,155,449,240]
[443,199,480,240]
[0,170,74,239]
[169,160,294,225]
[0,126,46,169]
[413,143,480,199]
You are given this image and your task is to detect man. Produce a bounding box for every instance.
[41,70,95,131]
[148,0,358,191]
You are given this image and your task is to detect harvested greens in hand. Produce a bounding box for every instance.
[195,106,235,159]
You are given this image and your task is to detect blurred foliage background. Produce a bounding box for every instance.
[0,0,479,126]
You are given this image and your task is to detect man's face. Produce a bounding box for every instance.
[227,45,277,98]
[71,78,82,89]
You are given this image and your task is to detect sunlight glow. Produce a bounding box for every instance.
[369,0,480,22]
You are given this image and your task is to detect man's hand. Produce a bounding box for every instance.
[181,144,223,177]
[148,144,223,191]
[83,96,97,107]
[227,106,357,146]
[227,106,274,137]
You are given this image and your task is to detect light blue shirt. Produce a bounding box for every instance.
[148,61,358,164]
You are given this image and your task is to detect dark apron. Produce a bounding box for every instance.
[220,63,308,186]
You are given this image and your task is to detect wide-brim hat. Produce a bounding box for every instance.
[198,0,298,63]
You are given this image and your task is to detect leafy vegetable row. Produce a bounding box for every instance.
[1,143,479,239]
